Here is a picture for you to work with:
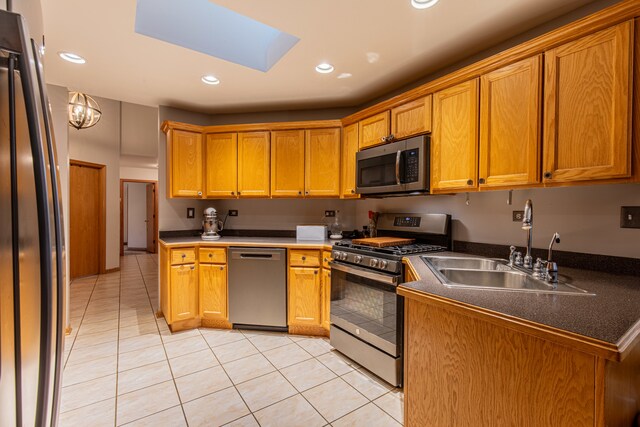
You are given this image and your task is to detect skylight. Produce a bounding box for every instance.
[135,0,300,72]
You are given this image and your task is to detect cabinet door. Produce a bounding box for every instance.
[238,131,270,197]
[479,56,541,188]
[305,128,341,197]
[199,263,227,321]
[359,111,390,149]
[170,264,198,322]
[391,95,432,139]
[543,21,632,183]
[205,133,238,198]
[289,267,321,327]
[321,268,331,332]
[271,130,305,197]
[170,130,203,198]
[341,123,359,198]
[432,79,479,191]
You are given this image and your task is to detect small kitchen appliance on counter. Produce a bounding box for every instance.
[202,207,223,240]
[329,212,451,386]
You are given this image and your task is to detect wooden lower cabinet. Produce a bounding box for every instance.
[169,263,198,322]
[199,263,228,321]
[321,268,331,332]
[288,267,322,328]
[402,293,640,427]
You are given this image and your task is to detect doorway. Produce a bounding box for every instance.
[69,160,106,279]
[120,179,158,256]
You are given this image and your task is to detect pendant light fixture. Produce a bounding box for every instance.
[68,91,102,130]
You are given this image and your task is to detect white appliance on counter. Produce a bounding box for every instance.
[202,207,223,240]
[296,225,327,241]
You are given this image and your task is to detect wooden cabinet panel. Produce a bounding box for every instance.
[391,96,432,139]
[432,79,479,191]
[322,251,332,270]
[405,299,597,426]
[170,264,198,322]
[341,123,359,198]
[238,131,270,197]
[205,133,237,198]
[289,267,322,327]
[480,56,541,188]
[289,250,321,267]
[271,130,305,197]
[199,263,227,321]
[170,248,196,265]
[169,130,203,198]
[321,268,331,332]
[359,111,390,149]
[199,248,226,264]
[543,21,633,183]
[305,128,341,197]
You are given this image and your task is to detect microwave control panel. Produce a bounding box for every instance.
[405,149,419,182]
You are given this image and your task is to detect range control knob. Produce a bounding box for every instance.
[369,258,379,268]
[332,251,339,259]
[379,260,388,269]
[339,252,348,261]
[354,255,363,264]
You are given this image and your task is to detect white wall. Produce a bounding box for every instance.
[68,95,121,270]
[126,182,147,248]
[355,183,640,259]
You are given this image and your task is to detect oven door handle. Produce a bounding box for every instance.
[329,262,399,285]
[395,150,401,185]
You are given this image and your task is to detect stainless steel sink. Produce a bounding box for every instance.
[422,255,594,296]
[424,256,511,271]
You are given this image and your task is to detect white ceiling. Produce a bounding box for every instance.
[41,0,596,113]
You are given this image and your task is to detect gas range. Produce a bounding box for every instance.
[331,213,452,275]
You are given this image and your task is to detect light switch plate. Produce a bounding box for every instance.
[325,210,336,217]
[228,210,238,217]
[620,206,640,228]
[187,207,195,219]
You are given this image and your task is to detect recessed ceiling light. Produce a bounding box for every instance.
[315,63,334,74]
[411,0,439,9]
[58,51,86,64]
[201,75,220,85]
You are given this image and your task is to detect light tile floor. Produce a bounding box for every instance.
[60,254,404,427]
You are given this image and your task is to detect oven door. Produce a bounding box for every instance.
[329,262,403,357]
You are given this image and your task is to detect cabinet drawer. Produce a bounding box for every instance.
[199,248,227,264]
[289,250,321,267]
[171,248,196,265]
[322,251,332,269]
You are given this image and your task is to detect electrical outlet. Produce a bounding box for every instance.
[228,210,238,217]
[325,210,336,217]
[513,210,524,222]
[620,206,640,228]
[187,208,195,219]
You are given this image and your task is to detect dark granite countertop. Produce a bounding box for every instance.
[401,251,640,350]
[159,236,345,248]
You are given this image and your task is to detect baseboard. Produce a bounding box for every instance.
[104,267,120,274]
[201,318,232,329]
[289,324,327,337]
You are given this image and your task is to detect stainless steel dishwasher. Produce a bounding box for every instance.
[228,247,287,331]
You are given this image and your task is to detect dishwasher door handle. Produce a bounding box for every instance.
[232,252,281,261]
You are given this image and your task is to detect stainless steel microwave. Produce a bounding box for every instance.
[356,135,430,196]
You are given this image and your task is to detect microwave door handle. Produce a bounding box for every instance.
[395,150,401,185]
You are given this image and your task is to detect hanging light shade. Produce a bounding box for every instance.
[68,92,102,129]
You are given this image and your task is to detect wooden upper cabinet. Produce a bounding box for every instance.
[305,128,341,197]
[205,133,238,198]
[391,95,432,139]
[359,111,390,150]
[543,21,633,183]
[341,123,359,198]
[288,267,322,327]
[271,130,305,197]
[237,131,270,197]
[432,79,480,191]
[169,130,203,198]
[479,56,542,188]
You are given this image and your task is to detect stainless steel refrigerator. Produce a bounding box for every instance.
[1,8,66,427]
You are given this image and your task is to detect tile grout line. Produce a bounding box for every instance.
[113,264,123,427]
[63,275,99,370]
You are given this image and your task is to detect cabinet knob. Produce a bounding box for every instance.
[208,253,213,258]
[314,271,318,275]
[298,191,302,195]
[466,179,474,186]
[197,191,202,196]
[351,189,355,194]
[190,266,195,270]
[544,172,552,179]
[324,258,328,262]
[238,191,241,195]
[478,178,485,184]
[220,266,224,270]
[231,191,235,195]
[301,256,306,261]
[305,191,309,195]
[181,253,186,258]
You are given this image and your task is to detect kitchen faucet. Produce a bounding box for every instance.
[522,199,533,268]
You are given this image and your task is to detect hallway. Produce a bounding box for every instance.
[60,255,403,426]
